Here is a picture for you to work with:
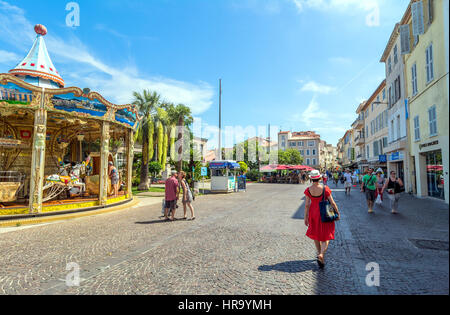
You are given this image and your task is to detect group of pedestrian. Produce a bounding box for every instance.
[163,170,196,222]
[361,168,404,214]
[303,166,405,269]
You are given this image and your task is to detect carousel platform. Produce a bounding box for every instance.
[0,197,139,228]
[0,192,131,217]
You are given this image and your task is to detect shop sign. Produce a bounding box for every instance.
[379,155,387,163]
[419,140,439,150]
[390,152,404,161]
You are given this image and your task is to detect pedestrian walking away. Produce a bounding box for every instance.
[375,171,385,206]
[304,170,340,269]
[179,171,195,220]
[382,171,404,214]
[361,168,377,213]
[164,170,179,221]
[344,169,353,195]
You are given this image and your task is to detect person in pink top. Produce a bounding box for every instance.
[164,171,179,221]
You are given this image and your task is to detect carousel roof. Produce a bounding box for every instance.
[9,24,65,88]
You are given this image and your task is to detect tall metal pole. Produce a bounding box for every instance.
[219,79,222,161]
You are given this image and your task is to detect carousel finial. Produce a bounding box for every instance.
[34,24,47,36]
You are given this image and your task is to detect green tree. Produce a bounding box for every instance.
[133,90,161,190]
[148,161,163,178]
[278,149,303,165]
[239,161,248,174]
[168,104,193,172]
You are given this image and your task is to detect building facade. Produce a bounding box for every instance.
[402,0,449,203]
[353,101,368,172]
[380,23,411,191]
[278,131,321,168]
[364,80,389,172]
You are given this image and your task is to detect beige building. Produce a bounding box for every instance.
[319,141,338,171]
[402,0,449,203]
[364,80,389,171]
[278,131,321,168]
[353,101,368,172]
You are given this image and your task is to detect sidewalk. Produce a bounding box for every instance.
[330,183,449,294]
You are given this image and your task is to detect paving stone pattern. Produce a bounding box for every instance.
[0,183,447,295]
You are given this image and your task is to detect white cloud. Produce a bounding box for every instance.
[0,1,214,114]
[291,0,382,26]
[0,50,19,64]
[300,81,336,94]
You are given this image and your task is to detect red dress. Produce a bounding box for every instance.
[304,186,335,242]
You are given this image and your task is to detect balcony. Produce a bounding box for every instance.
[355,136,365,147]
[352,117,364,129]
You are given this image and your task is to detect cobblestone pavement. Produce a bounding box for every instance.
[0,183,448,295]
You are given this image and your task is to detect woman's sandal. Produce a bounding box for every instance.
[317,255,325,269]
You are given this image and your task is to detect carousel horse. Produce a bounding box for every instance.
[42,161,87,202]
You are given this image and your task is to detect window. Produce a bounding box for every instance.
[394,45,398,64]
[306,150,310,156]
[388,56,392,74]
[300,150,304,155]
[312,149,316,156]
[388,86,392,108]
[391,120,395,142]
[412,64,418,96]
[282,142,285,147]
[290,142,295,147]
[426,44,434,83]
[298,141,304,147]
[306,158,310,166]
[366,126,369,139]
[373,141,379,157]
[428,106,437,136]
[397,115,401,140]
[312,159,316,165]
[382,89,386,100]
[414,116,420,141]
[308,141,315,147]
[367,145,370,159]
[385,110,388,128]
[383,137,388,148]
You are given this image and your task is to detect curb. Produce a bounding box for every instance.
[0,198,141,228]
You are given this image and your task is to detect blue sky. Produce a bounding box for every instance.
[0,0,410,148]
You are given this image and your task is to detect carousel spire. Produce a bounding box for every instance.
[9,24,65,88]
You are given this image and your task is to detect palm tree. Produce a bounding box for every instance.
[132,90,161,190]
[165,104,193,172]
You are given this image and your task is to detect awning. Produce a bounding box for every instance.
[209,161,241,170]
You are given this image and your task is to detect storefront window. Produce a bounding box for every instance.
[426,150,444,200]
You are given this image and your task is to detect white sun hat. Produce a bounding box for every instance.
[309,170,322,180]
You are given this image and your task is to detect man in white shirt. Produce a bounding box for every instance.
[344,169,353,195]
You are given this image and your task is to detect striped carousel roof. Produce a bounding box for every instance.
[9,24,65,88]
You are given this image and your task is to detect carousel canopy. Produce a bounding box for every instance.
[9,24,65,88]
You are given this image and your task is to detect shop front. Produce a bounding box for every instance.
[411,138,449,204]
[387,151,406,184]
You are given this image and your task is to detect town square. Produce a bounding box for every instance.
[0,0,448,298]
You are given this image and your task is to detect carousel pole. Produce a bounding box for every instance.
[29,87,47,213]
[126,129,134,198]
[99,121,110,206]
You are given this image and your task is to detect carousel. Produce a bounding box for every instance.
[0,25,139,215]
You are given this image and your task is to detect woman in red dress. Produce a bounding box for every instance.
[304,170,340,268]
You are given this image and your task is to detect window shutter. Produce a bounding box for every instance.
[400,24,411,55]
[429,44,434,79]
[428,0,433,25]
[412,1,425,37]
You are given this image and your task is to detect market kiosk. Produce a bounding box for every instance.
[209,161,241,193]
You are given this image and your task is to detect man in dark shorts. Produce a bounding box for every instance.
[361,168,377,214]
[164,170,179,221]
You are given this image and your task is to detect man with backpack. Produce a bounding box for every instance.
[361,168,377,214]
